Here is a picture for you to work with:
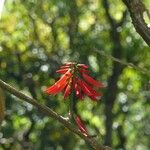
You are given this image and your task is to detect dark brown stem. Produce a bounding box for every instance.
[69,91,77,122]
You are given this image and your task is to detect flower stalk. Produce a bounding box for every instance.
[69,90,77,123]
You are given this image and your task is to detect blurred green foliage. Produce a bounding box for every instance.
[0,0,150,150]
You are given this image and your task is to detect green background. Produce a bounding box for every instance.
[0,0,150,149]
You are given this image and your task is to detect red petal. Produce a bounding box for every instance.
[89,95,102,101]
[56,81,68,94]
[78,80,92,96]
[75,84,80,98]
[45,84,58,94]
[76,86,81,98]
[72,78,80,99]
[60,62,75,69]
[75,116,88,136]
[64,84,71,98]
[46,79,68,94]
[53,81,68,94]
[77,64,88,69]
[82,81,102,97]
[56,68,69,74]
[79,69,89,74]
[74,79,84,99]
[82,73,104,88]
[78,80,102,101]
[45,70,71,94]
[60,65,70,69]
[64,62,76,66]
[45,75,67,93]
[72,79,78,96]
[73,82,78,95]
[79,92,85,100]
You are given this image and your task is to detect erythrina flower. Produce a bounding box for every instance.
[45,62,104,101]
[75,115,89,136]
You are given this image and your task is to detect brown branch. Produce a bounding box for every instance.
[0,79,112,150]
[94,49,150,76]
[122,0,150,46]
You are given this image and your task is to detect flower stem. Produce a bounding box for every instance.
[69,90,77,122]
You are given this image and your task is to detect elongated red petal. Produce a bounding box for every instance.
[46,79,68,94]
[74,82,78,95]
[76,86,81,98]
[60,65,70,69]
[82,81,102,97]
[74,79,84,100]
[45,70,71,94]
[54,81,68,94]
[72,78,79,97]
[89,95,102,101]
[45,75,67,93]
[45,84,58,94]
[78,80,92,96]
[55,70,71,85]
[75,116,88,136]
[77,89,85,100]
[82,73,104,88]
[79,69,89,74]
[64,84,71,98]
[77,64,88,69]
[75,84,81,98]
[47,80,68,95]
[56,68,69,74]
[78,80,102,101]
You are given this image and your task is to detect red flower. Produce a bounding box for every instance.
[75,115,89,136]
[45,62,104,101]
[82,73,104,88]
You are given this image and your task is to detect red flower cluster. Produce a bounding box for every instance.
[45,62,104,101]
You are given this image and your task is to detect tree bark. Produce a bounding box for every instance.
[122,0,150,46]
[102,0,125,146]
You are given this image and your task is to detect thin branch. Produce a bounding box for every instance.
[94,49,150,76]
[0,79,112,150]
[122,0,150,46]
